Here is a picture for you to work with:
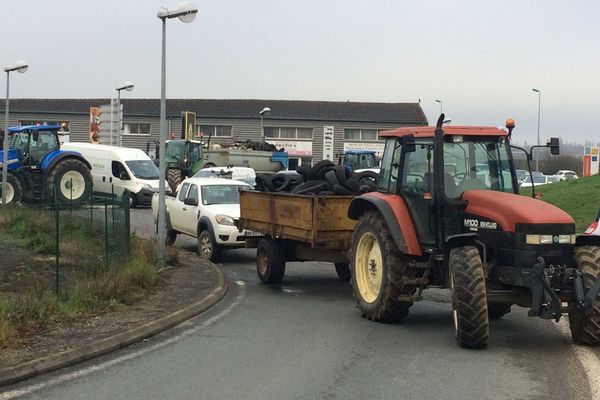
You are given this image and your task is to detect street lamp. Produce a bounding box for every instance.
[156,1,198,262]
[2,61,28,206]
[259,107,271,143]
[532,88,541,172]
[116,81,134,147]
[435,99,443,114]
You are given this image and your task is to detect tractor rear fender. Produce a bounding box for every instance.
[348,193,421,256]
[41,151,91,172]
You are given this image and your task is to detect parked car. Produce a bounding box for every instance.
[152,177,260,262]
[554,170,579,181]
[193,166,256,187]
[520,174,553,187]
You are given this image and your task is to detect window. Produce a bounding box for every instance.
[198,125,232,137]
[123,123,151,135]
[263,127,313,140]
[19,120,69,133]
[344,128,378,141]
[178,183,191,202]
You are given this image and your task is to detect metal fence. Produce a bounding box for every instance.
[0,186,130,295]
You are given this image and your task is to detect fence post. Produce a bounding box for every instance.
[105,201,109,264]
[54,189,60,296]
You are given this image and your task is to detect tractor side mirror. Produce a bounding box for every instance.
[32,131,39,142]
[548,137,560,155]
[401,134,416,153]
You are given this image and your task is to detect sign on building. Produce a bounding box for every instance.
[343,142,385,157]
[266,140,312,156]
[92,100,121,145]
[181,111,196,141]
[323,126,334,161]
[90,107,101,144]
[583,146,599,177]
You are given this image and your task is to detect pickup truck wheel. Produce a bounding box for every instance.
[256,237,285,284]
[569,245,600,345]
[166,229,177,246]
[351,211,416,322]
[334,263,351,281]
[198,230,222,262]
[450,245,489,349]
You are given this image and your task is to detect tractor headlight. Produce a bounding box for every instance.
[215,214,235,226]
[525,234,576,244]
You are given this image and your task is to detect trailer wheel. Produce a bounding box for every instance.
[351,211,416,322]
[256,237,286,284]
[450,245,489,348]
[0,174,22,204]
[47,159,92,204]
[167,169,182,193]
[334,263,351,281]
[569,245,600,345]
[198,230,222,262]
[488,303,511,319]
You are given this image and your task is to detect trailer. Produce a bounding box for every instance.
[238,190,356,283]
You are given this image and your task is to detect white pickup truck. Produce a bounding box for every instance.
[152,177,260,262]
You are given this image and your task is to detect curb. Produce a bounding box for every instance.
[0,258,228,388]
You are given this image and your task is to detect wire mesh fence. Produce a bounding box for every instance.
[0,185,130,296]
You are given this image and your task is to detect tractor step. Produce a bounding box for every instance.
[400,277,429,286]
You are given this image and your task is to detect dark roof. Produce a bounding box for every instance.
[0,98,428,125]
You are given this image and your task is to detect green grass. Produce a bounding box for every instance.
[533,174,600,232]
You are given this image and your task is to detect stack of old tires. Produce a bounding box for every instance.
[255,160,378,195]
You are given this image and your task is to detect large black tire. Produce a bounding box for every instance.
[167,169,182,193]
[198,230,222,262]
[1,174,22,204]
[449,246,489,349]
[47,159,92,204]
[256,237,286,284]
[488,303,511,319]
[351,211,416,322]
[335,263,351,281]
[569,245,600,345]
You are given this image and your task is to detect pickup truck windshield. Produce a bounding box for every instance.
[201,184,245,205]
[125,160,160,179]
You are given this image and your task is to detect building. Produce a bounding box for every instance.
[0,99,428,169]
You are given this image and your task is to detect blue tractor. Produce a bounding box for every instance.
[338,149,378,172]
[0,125,92,204]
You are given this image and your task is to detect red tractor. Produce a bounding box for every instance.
[348,115,600,348]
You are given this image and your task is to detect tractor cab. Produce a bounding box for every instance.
[9,125,61,168]
[339,150,377,172]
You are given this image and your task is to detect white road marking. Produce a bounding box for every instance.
[0,282,246,400]
[555,319,600,399]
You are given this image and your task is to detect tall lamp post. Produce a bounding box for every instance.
[2,61,28,206]
[435,99,443,114]
[116,81,134,147]
[156,1,197,262]
[532,88,541,172]
[259,107,271,143]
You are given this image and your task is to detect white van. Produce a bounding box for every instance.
[61,143,160,207]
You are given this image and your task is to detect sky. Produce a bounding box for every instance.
[2,0,599,144]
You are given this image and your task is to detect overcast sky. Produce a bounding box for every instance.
[2,0,599,144]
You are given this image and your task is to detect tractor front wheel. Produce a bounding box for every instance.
[0,174,22,204]
[569,245,600,345]
[450,245,489,349]
[351,211,416,322]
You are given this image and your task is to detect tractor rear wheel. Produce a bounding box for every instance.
[569,245,600,345]
[351,211,416,322]
[256,237,286,284]
[47,159,92,204]
[0,174,22,204]
[450,245,489,348]
[167,169,182,193]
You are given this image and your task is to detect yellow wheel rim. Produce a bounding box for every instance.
[355,232,383,303]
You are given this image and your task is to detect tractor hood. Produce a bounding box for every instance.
[462,190,574,232]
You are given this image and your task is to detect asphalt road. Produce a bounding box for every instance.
[2,208,599,400]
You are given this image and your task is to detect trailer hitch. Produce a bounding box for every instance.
[528,257,562,321]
